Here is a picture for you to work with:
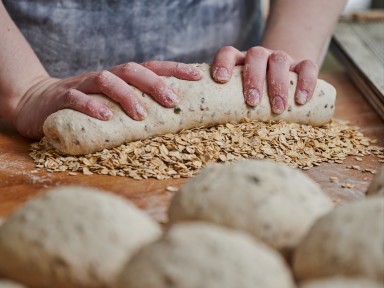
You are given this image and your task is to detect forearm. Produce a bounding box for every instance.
[261,0,347,67]
[0,1,49,123]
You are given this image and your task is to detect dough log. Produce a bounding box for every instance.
[43,64,336,155]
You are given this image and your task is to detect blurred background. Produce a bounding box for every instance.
[261,0,384,73]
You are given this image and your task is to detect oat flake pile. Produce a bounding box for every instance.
[30,119,384,180]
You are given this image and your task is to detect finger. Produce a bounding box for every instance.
[243,46,271,106]
[77,70,147,120]
[267,51,291,114]
[141,61,202,80]
[292,60,318,105]
[61,88,113,120]
[110,62,180,108]
[211,46,245,83]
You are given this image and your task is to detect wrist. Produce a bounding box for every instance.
[0,75,54,127]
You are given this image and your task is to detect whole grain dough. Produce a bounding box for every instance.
[0,186,161,288]
[366,165,384,196]
[293,196,384,282]
[0,280,26,288]
[169,159,334,255]
[43,64,336,155]
[114,223,295,288]
[300,277,383,288]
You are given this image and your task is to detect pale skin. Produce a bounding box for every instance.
[0,0,347,139]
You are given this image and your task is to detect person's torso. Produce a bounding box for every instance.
[4,0,262,77]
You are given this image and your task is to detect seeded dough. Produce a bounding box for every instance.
[0,186,161,288]
[293,196,384,282]
[43,63,336,155]
[169,159,333,255]
[114,223,295,288]
[300,277,383,288]
[366,165,384,196]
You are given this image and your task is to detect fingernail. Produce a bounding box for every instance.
[135,103,147,119]
[99,106,113,119]
[296,90,308,105]
[214,67,229,82]
[246,89,261,106]
[272,96,285,114]
[165,88,180,106]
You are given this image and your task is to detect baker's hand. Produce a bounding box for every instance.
[211,46,318,114]
[12,61,201,139]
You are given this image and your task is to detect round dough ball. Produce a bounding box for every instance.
[293,196,384,282]
[0,186,161,288]
[0,280,26,288]
[115,223,295,288]
[366,165,384,196]
[300,277,383,288]
[169,159,333,254]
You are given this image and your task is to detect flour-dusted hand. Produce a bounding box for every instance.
[10,61,201,139]
[1,1,202,140]
[211,46,318,114]
[211,0,347,114]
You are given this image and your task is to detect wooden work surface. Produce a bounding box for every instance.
[0,72,383,224]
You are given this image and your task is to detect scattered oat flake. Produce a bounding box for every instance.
[341,182,356,189]
[363,168,377,174]
[329,176,338,182]
[166,186,179,192]
[29,119,384,180]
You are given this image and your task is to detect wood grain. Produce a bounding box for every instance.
[0,72,383,223]
[332,21,384,119]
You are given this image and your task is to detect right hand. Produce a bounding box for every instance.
[11,61,201,139]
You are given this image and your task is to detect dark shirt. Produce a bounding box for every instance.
[4,0,263,78]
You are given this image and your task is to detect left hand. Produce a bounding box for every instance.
[211,46,318,114]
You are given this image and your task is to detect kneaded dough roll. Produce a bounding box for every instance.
[43,63,336,155]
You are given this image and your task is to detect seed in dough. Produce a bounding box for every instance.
[293,196,384,282]
[169,159,333,255]
[115,223,295,288]
[0,186,161,288]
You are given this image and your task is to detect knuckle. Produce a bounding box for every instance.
[301,60,318,72]
[94,70,111,89]
[141,61,156,70]
[63,89,78,106]
[270,51,289,63]
[269,80,285,96]
[298,77,314,90]
[84,99,96,112]
[151,79,167,93]
[250,75,265,87]
[121,62,139,75]
[219,45,237,54]
[247,46,268,58]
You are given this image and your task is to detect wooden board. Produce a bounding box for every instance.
[0,72,383,224]
[331,19,384,119]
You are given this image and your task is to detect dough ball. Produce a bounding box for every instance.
[169,159,333,254]
[300,277,383,288]
[115,223,295,288]
[0,280,26,288]
[366,165,384,196]
[293,196,384,282]
[0,186,161,288]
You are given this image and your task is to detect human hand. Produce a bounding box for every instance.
[211,46,318,114]
[11,61,201,139]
